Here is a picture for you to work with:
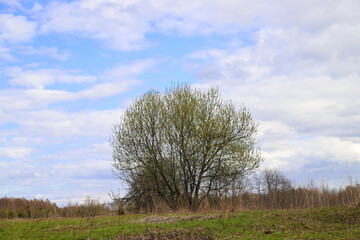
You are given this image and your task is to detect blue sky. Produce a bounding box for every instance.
[1,0,360,205]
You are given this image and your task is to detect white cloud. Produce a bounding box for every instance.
[257,121,360,171]
[0,147,32,159]
[0,14,36,42]
[30,2,43,13]
[0,47,15,61]
[16,108,123,139]
[0,107,122,201]
[6,80,133,108]
[0,0,23,11]
[103,58,157,79]
[36,0,225,49]
[33,0,360,51]
[300,137,360,164]
[37,0,152,50]
[77,81,138,99]
[42,142,112,162]
[0,158,118,205]
[20,46,71,61]
[6,67,97,89]
[188,31,360,138]
[1,59,156,112]
[0,108,122,148]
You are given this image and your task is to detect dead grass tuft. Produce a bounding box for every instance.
[116,228,213,239]
[140,214,222,224]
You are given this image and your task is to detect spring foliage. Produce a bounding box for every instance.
[111,85,262,211]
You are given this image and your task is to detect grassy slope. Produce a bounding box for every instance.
[0,206,359,239]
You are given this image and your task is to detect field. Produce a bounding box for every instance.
[0,206,359,239]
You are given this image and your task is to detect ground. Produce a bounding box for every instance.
[0,206,359,239]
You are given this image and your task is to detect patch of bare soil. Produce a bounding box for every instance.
[140,214,221,224]
[115,229,213,240]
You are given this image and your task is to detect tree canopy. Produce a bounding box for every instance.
[111,84,262,211]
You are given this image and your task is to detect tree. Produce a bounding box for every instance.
[254,168,292,209]
[111,84,262,211]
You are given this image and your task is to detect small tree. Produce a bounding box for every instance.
[254,168,292,209]
[111,84,262,211]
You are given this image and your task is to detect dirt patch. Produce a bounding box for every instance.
[115,229,213,239]
[140,214,221,224]
[140,215,179,223]
[52,226,85,231]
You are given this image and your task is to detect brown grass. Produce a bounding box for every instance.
[115,228,213,240]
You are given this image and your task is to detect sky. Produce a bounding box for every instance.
[1,0,360,205]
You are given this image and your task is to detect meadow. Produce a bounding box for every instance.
[1,206,359,239]
[1,172,359,239]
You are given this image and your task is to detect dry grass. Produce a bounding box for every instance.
[1,206,359,239]
[140,214,222,223]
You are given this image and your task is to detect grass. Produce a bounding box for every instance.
[0,206,359,239]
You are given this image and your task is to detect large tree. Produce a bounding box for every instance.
[111,84,262,211]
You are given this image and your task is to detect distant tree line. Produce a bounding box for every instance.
[0,197,114,219]
[0,198,57,219]
[201,169,360,212]
[247,170,360,211]
[1,169,359,218]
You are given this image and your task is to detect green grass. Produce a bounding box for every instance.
[0,206,359,239]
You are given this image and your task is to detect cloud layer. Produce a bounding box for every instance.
[1,0,359,203]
